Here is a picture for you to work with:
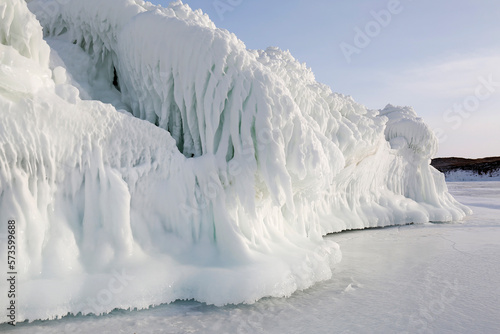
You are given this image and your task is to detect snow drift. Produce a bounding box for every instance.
[0,0,470,322]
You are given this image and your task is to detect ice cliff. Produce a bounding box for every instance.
[0,0,470,322]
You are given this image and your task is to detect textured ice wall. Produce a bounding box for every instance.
[0,0,470,322]
[29,0,470,225]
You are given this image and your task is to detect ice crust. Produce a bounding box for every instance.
[0,0,470,322]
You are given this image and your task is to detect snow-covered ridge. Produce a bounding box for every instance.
[445,169,500,181]
[1,0,470,322]
[432,157,500,181]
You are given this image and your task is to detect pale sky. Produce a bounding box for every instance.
[150,0,500,158]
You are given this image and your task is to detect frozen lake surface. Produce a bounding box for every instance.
[4,182,499,333]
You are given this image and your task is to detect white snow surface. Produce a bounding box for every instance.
[0,0,470,322]
[444,169,500,182]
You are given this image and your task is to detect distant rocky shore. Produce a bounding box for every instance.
[431,157,500,181]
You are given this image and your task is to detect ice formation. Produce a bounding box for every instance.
[0,0,470,322]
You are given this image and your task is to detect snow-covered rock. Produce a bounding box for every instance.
[445,169,500,181]
[432,157,500,181]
